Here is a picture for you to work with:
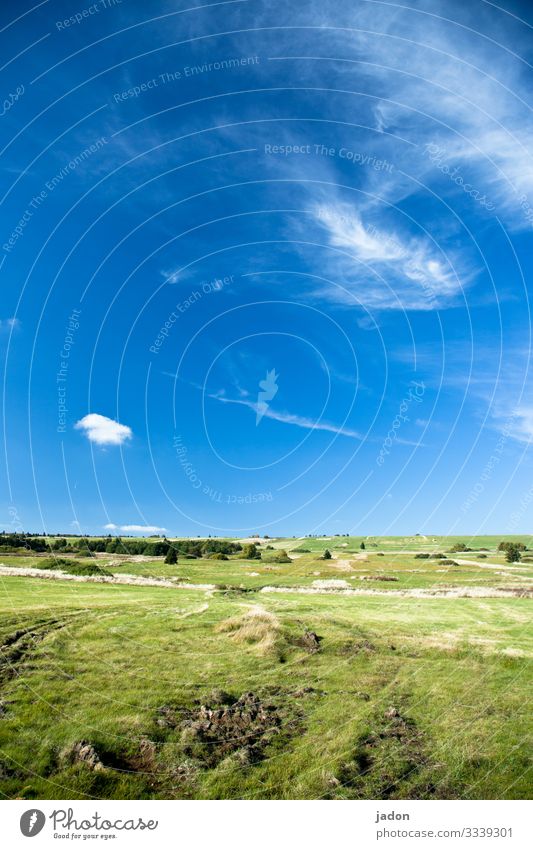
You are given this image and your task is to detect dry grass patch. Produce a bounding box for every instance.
[215,606,284,657]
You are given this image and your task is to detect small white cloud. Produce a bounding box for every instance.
[0,317,21,331]
[104,523,166,533]
[75,413,132,446]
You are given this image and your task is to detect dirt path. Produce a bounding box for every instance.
[260,585,531,599]
[1,565,530,599]
[0,565,215,591]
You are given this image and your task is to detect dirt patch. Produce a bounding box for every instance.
[360,575,399,582]
[312,579,350,589]
[61,741,106,772]
[0,616,75,684]
[178,691,292,767]
[341,639,377,655]
[332,705,455,799]
[296,630,322,653]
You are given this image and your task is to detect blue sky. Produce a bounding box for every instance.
[1,0,533,537]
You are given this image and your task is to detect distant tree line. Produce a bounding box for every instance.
[0,533,242,558]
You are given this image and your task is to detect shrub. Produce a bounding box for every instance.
[505,544,522,563]
[209,553,228,560]
[241,543,261,560]
[37,558,111,576]
[164,547,178,564]
[360,542,366,550]
[439,559,457,566]
[322,549,332,560]
[498,541,526,553]
[272,549,291,563]
[414,553,430,559]
[450,543,471,552]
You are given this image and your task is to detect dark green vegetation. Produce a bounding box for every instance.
[0,535,531,800]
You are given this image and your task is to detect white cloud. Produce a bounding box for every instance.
[0,317,21,331]
[75,414,132,446]
[211,393,363,439]
[312,202,467,310]
[104,523,166,533]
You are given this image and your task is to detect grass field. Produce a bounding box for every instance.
[0,535,531,800]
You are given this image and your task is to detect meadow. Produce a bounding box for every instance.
[0,535,531,800]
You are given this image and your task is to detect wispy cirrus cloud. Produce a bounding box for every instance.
[310,201,469,310]
[210,392,364,439]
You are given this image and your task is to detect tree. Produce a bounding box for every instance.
[164,547,178,564]
[505,544,522,563]
[242,543,261,560]
[323,549,332,560]
[498,541,526,553]
[360,542,366,550]
[273,549,291,563]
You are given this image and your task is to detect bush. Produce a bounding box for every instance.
[272,549,291,563]
[37,558,112,576]
[429,553,446,559]
[360,542,365,550]
[241,543,261,560]
[505,544,522,563]
[450,543,471,552]
[322,549,332,560]
[209,553,228,560]
[498,541,526,553]
[414,553,430,559]
[439,559,457,566]
[164,547,178,564]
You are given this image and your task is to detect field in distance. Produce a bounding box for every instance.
[0,534,531,799]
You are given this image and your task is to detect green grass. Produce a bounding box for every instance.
[0,545,531,800]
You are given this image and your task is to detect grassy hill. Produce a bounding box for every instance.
[0,535,531,799]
